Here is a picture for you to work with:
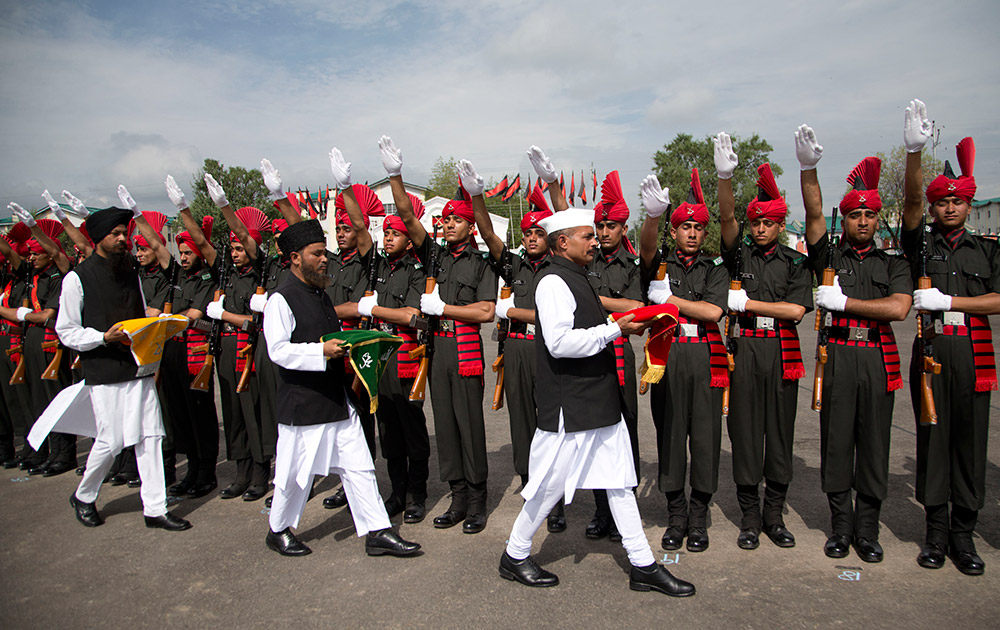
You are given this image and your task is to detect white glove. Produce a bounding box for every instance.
[526,145,557,183]
[913,287,952,312]
[378,135,403,177]
[117,184,140,217]
[496,293,515,320]
[713,132,738,180]
[9,202,35,227]
[648,278,672,305]
[329,147,352,189]
[259,159,284,200]
[420,285,445,317]
[41,190,67,221]
[794,124,823,171]
[903,99,933,154]
[15,306,32,322]
[357,292,378,318]
[458,159,485,197]
[640,175,670,219]
[815,276,848,312]
[728,288,749,312]
[249,292,268,313]
[206,296,225,320]
[164,175,189,211]
[204,173,229,208]
[61,190,90,217]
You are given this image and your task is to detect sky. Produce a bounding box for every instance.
[1,0,999,223]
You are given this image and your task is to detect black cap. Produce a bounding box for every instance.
[277,219,325,254]
[85,207,132,245]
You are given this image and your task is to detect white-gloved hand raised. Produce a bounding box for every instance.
[420,285,445,317]
[260,159,284,200]
[728,288,749,312]
[117,184,140,217]
[815,276,848,312]
[61,190,90,217]
[647,278,672,305]
[41,190,67,221]
[913,287,952,312]
[9,202,35,227]
[458,159,485,197]
[163,176,189,211]
[357,292,378,318]
[794,124,823,171]
[713,132,738,180]
[526,145,557,183]
[378,135,403,177]
[329,147,352,189]
[640,175,670,219]
[903,99,933,154]
[204,174,229,208]
[249,292,268,313]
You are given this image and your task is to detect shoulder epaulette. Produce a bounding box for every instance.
[201,272,212,281]
[713,256,724,266]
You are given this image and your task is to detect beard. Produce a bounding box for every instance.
[109,247,134,281]
[301,260,329,289]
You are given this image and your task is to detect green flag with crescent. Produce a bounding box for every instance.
[321,330,403,413]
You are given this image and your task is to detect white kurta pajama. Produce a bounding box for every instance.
[53,271,167,518]
[263,293,391,536]
[506,273,656,567]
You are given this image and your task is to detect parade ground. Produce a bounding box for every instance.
[2,315,998,629]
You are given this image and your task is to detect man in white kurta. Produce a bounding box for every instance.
[499,208,694,597]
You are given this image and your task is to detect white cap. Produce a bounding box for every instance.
[537,208,594,234]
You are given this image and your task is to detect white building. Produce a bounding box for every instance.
[969,197,1000,237]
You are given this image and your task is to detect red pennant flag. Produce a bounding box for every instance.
[559,172,565,200]
[579,170,587,206]
[501,175,521,202]
[568,171,575,205]
[485,175,509,198]
[541,180,549,193]
[592,170,598,202]
[525,175,532,200]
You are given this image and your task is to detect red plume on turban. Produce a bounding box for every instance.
[840,157,882,215]
[128,211,168,249]
[408,193,425,220]
[6,222,32,257]
[27,218,66,256]
[926,137,976,204]
[594,171,629,224]
[522,181,554,233]
[231,206,271,246]
[274,192,300,214]
[746,164,788,221]
[272,219,289,235]
[671,169,710,228]
[335,184,385,228]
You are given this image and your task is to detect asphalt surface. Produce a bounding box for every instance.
[1,315,999,629]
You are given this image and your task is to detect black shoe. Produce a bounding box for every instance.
[499,552,559,587]
[917,543,947,569]
[949,548,985,576]
[763,524,796,548]
[365,528,421,556]
[547,512,567,533]
[737,528,760,550]
[144,512,192,531]
[266,528,311,556]
[75,466,85,476]
[403,503,426,524]
[70,492,104,527]
[169,478,194,496]
[110,473,136,486]
[219,482,248,499]
[242,485,267,502]
[2,458,18,469]
[853,537,884,563]
[586,515,612,539]
[433,509,467,529]
[629,563,696,597]
[43,462,74,477]
[824,534,851,558]
[323,487,348,509]
[28,462,50,476]
[463,512,487,534]
[264,496,272,508]
[609,521,621,542]
[127,477,142,489]
[661,526,684,551]
[686,527,709,553]
[186,480,217,499]
[384,495,405,518]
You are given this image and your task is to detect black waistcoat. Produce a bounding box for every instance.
[75,253,146,385]
[536,256,621,433]
[274,274,350,426]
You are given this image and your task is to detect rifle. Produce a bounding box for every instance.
[40,340,63,380]
[812,206,839,412]
[7,297,29,385]
[154,260,182,385]
[722,218,746,417]
[351,248,380,397]
[916,214,941,425]
[237,244,270,393]
[408,227,440,401]
[640,206,674,396]
[191,241,231,392]
[491,251,513,410]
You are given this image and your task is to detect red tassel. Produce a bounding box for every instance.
[956,137,976,178]
[756,164,782,201]
[691,168,705,205]
[846,156,882,190]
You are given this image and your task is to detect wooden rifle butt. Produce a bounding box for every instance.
[408,344,426,361]
[424,277,437,293]
[5,344,21,358]
[9,356,26,385]
[190,355,214,392]
[236,356,254,393]
[41,342,63,380]
[919,371,938,426]
[491,365,504,411]
[655,261,668,282]
[408,357,429,401]
[722,385,730,417]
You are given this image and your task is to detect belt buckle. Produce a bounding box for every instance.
[848,327,869,342]
[438,320,454,333]
[943,311,964,327]
[756,317,775,331]
[379,323,394,334]
[525,323,535,336]
[679,323,700,337]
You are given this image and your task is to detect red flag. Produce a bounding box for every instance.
[485,176,509,198]
[541,180,549,193]
[502,175,521,202]
[559,172,565,200]
[592,170,598,202]
[524,175,532,200]
[568,171,575,205]
[579,170,587,206]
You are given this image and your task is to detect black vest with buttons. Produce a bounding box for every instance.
[274,274,350,426]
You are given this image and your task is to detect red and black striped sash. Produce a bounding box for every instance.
[185,329,209,375]
[221,329,253,373]
[938,315,997,392]
[829,315,902,391]
[739,312,804,380]
[0,280,14,339]
[434,320,484,376]
[612,336,626,386]
[395,325,420,379]
[673,316,729,388]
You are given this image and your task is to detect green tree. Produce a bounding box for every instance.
[869,145,943,247]
[188,158,275,244]
[648,133,784,254]
[425,156,529,242]
[425,156,459,200]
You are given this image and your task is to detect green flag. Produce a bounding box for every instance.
[321,329,403,413]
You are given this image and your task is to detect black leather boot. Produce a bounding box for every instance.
[917,504,949,569]
[762,480,794,548]
[463,480,488,534]
[220,457,252,499]
[825,490,852,558]
[433,479,468,528]
[949,505,984,576]
[661,489,687,551]
[853,493,883,562]
[686,490,711,552]
[736,484,761,549]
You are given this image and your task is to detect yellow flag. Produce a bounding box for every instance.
[117,315,189,377]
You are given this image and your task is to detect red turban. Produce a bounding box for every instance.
[230,206,271,246]
[840,157,883,214]
[594,170,629,224]
[671,169,710,228]
[129,211,167,249]
[522,182,553,232]
[383,215,409,237]
[334,184,385,229]
[926,137,977,204]
[746,164,788,221]
[442,199,474,223]
[26,219,65,257]
[272,219,289,235]
[6,223,31,258]
[176,216,213,260]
